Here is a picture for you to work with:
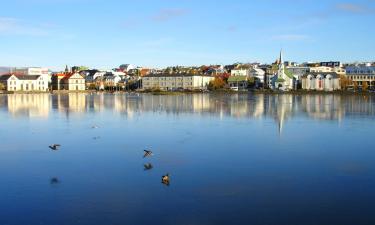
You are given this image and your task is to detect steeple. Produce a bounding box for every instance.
[279,49,284,65]
[65,65,69,73]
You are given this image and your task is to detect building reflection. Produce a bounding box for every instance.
[5,94,50,118]
[1,93,374,129]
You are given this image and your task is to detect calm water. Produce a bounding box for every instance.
[1,93,375,225]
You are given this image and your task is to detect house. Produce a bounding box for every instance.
[142,73,214,91]
[228,76,248,91]
[249,67,266,84]
[301,72,341,91]
[52,72,85,91]
[231,68,250,77]
[103,73,123,88]
[0,74,49,92]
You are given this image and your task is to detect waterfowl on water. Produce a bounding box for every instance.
[162,173,170,186]
[143,150,153,158]
[144,163,153,170]
[49,144,61,151]
[50,177,60,184]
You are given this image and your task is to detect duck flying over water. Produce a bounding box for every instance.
[143,150,153,158]
[162,173,170,186]
[144,163,153,171]
[49,144,61,151]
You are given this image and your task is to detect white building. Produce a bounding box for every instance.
[0,74,49,92]
[249,68,266,83]
[301,72,341,91]
[270,50,295,90]
[142,74,214,91]
[310,66,346,75]
[231,69,250,77]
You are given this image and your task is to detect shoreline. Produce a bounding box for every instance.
[0,89,374,95]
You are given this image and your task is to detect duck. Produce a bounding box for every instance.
[49,144,61,151]
[162,173,170,186]
[144,163,153,170]
[50,177,60,184]
[143,150,153,158]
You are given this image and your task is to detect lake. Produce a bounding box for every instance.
[0,93,375,225]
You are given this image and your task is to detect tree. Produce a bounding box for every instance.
[340,75,351,90]
[353,81,359,91]
[208,78,226,90]
[0,83,5,91]
[363,81,369,91]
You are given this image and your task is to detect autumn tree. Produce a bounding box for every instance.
[0,83,5,90]
[353,81,359,91]
[208,77,226,90]
[363,81,369,91]
[340,75,351,90]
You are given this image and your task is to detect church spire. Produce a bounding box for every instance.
[279,49,283,65]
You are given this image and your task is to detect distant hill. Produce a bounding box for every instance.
[0,67,12,76]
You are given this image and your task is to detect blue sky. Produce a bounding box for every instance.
[1,0,375,70]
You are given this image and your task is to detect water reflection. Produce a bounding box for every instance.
[1,93,375,129]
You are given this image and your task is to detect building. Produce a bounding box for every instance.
[345,65,375,89]
[142,74,214,91]
[320,61,342,68]
[248,67,266,84]
[0,74,49,92]
[231,68,250,77]
[52,72,85,91]
[310,66,346,75]
[301,72,341,91]
[270,50,296,90]
[228,76,248,91]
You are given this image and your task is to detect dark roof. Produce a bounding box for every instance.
[16,75,41,80]
[144,73,213,78]
[0,75,12,81]
[302,72,340,78]
[0,74,41,81]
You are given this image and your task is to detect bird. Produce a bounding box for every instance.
[162,173,170,186]
[143,150,153,158]
[49,144,61,151]
[50,177,60,185]
[93,136,101,140]
[91,125,99,129]
[144,163,153,171]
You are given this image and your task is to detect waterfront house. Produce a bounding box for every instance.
[141,73,214,91]
[301,72,341,91]
[0,74,49,92]
[52,72,85,91]
[228,76,248,91]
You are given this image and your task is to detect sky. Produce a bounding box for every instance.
[0,0,375,70]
